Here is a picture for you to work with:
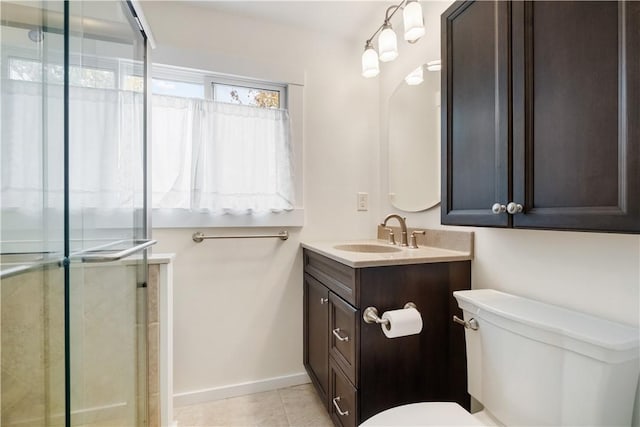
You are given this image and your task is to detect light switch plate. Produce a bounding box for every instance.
[357,192,368,211]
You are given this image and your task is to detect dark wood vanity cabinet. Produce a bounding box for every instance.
[441,1,640,233]
[303,249,471,427]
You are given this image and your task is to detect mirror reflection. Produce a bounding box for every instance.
[388,61,441,212]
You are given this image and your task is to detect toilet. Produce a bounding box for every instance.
[361,289,640,426]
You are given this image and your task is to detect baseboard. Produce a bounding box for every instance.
[173,372,310,408]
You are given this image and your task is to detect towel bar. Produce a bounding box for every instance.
[192,231,289,242]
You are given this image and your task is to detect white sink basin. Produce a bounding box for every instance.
[333,243,402,253]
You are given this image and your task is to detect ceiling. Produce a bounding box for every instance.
[186,1,395,42]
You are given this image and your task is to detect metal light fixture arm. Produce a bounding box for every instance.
[364,0,407,47]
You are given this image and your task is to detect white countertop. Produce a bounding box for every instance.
[301,240,472,268]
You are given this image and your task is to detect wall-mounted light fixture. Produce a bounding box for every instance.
[361,0,425,78]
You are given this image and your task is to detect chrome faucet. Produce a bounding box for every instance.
[381,214,408,246]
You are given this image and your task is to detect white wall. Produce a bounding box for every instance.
[378,1,640,424]
[140,1,380,402]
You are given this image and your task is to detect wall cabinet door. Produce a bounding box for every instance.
[441,0,511,227]
[511,1,640,232]
[303,274,329,406]
[442,0,640,233]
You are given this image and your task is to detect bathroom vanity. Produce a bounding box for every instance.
[302,229,473,427]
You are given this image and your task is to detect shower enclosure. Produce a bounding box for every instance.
[1,1,153,425]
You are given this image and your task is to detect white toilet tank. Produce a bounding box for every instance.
[454,289,640,426]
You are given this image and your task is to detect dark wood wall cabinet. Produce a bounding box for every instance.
[303,249,471,427]
[441,0,640,233]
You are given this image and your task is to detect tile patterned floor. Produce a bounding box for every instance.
[174,383,334,427]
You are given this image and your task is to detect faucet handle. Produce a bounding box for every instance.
[409,230,426,249]
[385,228,396,245]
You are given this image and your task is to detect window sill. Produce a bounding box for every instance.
[151,208,304,228]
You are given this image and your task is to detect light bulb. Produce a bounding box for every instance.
[403,0,425,42]
[361,43,380,78]
[378,24,398,62]
[405,65,424,85]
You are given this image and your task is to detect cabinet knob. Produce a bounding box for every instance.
[320,297,328,305]
[332,328,350,342]
[507,202,523,214]
[491,203,506,214]
[332,396,349,416]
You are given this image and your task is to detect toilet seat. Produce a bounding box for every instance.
[359,402,485,427]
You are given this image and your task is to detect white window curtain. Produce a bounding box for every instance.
[2,80,49,212]
[1,80,143,213]
[152,95,294,214]
[2,82,293,218]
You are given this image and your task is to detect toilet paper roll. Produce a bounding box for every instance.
[381,307,423,338]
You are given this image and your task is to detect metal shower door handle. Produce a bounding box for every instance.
[78,239,157,263]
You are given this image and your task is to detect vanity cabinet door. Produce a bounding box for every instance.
[303,274,329,407]
[511,1,640,232]
[441,0,511,227]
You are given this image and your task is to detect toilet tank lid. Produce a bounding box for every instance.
[454,289,640,362]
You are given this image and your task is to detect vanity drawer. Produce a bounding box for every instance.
[329,360,358,427]
[304,249,358,306]
[329,292,359,386]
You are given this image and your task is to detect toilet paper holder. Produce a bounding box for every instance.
[363,302,418,326]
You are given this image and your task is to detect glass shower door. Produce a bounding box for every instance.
[66,2,149,426]
[1,2,66,425]
[1,1,151,426]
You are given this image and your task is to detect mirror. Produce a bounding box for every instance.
[388,63,441,212]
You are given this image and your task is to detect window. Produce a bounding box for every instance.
[153,78,204,98]
[8,57,116,89]
[121,63,207,98]
[122,75,144,92]
[210,79,285,109]
[150,66,300,227]
[5,52,302,227]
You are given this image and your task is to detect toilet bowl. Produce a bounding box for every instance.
[359,289,640,427]
[360,402,491,426]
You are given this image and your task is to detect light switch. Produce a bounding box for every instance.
[357,192,368,211]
